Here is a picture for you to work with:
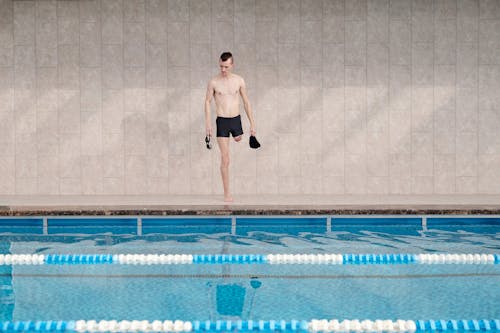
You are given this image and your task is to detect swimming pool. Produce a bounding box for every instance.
[0,215,499,332]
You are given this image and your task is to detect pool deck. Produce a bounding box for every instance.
[1,194,499,215]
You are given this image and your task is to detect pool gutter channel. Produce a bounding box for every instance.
[0,214,498,232]
[0,214,500,226]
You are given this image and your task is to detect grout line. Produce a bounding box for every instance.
[299,0,302,194]
[276,0,280,195]
[12,1,20,194]
[78,0,82,195]
[454,4,457,194]
[364,0,368,194]
[431,1,435,195]
[319,1,328,194]
[209,0,214,195]
[475,1,479,194]
[343,0,346,195]
[144,1,149,193]
[409,0,413,194]
[188,0,192,196]
[385,1,390,192]
[10,0,15,195]
[122,0,126,195]
[253,0,257,195]
[56,1,60,195]
[34,1,38,195]
[99,0,103,195]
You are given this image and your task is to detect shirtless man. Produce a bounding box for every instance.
[204,52,256,202]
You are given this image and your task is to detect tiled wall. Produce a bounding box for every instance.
[0,0,499,195]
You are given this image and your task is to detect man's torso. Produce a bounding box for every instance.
[212,74,241,118]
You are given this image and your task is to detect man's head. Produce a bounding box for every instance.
[219,52,233,76]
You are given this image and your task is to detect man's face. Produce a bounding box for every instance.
[219,58,233,76]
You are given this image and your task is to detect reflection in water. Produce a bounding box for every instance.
[207,277,262,319]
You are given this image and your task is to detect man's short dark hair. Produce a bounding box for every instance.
[220,52,233,62]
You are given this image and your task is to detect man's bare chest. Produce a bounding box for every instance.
[213,80,240,96]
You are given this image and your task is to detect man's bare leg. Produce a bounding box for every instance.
[217,137,233,202]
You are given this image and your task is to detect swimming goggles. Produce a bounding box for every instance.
[205,135,212,149]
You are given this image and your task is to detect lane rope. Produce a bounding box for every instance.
[1,319,500,332]
[0,253,498,265]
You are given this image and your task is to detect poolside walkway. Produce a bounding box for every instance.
[1,194,499,215]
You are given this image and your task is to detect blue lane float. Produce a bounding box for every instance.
[45,254,114,265]
[341,253,415,264]
[192,254,266,264]
[0,253,498,265]
[1,319,499,333]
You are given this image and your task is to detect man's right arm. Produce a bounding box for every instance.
[204,80,214,136]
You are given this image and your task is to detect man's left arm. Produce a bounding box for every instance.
[239,79,256,136]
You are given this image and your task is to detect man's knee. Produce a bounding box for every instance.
[221,155,230,168]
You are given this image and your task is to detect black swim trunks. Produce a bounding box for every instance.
[216,115,243,137]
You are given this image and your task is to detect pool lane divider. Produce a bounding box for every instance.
[0,253,499,265]
[1,319,500,333]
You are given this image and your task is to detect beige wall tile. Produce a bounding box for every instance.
[102,1,123,44]
[411,176,434,194]
[390,177,411,194]
[16,177,37,194]
[367,176,389,194]
[37,176,59,195]
[234,175,257,195]
[14,1,35,45]
[390,0,410,20]
[81,155,103,194]
[434,154,456,193]
[80,0,99,23]
[368,0,389,44]
[323,176,345,194]
[279,176,301,194]
[257,154,278,193]
[80,21,101,67]
[60,178,81,195]
[367,44,389,86]
[435,20,457,65]
[103,177,124,195]
[0,111,15,143]
[479,0,500,19]
[390,20,411,66]
[478,154,500,193]
[81,110,102,156]
[456,153,477,177]
[169,155,190,194]
[345,154,366,193]
[456,176,477,194]
[102,45,123,89]
[125,155,147,194]
[256,0,278,21]
[103,135,124,178]
[345,21,366,66]
[412,153,433,177]
[190,177,212,195]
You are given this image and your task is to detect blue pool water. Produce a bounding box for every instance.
[0,216,499,325]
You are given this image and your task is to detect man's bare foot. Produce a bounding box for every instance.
[224,195,234,202]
